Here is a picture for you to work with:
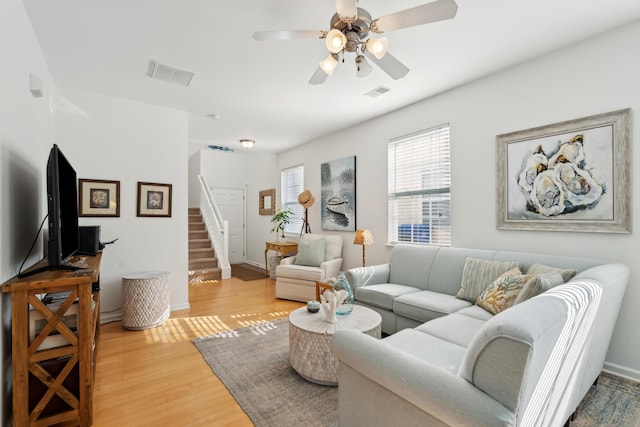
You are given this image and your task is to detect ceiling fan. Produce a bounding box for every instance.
[252,0,458,85]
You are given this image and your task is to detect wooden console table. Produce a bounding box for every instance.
[264,241,298,277]
[2,253,102,426]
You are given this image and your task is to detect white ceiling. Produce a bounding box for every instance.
[24,0,640,153]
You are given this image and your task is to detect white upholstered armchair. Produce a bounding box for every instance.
[275,234,343,302]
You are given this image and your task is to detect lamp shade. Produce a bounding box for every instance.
[319,53,339,76]
[365,37,388,59]
[353,229,374,246]
[325,29,347,53]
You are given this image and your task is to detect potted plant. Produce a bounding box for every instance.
[271,207,293,241]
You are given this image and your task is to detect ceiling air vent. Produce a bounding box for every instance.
[365,86,391,98]
[148,60,195,87]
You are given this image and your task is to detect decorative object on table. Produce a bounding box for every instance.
[320,290,348,324]
[321,156,356,232]
[306,300,320,313]
[297,189,314,234]
[78,178,120,217]
[353,229,374,267]
[333,272,354,315]
[496,108,630,233]
[270,207,293,241]
[136,181,172,217]
[259,188,276,215]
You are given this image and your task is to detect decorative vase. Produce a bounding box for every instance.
[333,272,354,315]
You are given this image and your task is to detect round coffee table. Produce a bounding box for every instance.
[288,305,382,386]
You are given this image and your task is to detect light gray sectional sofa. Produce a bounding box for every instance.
[331,244,629,427]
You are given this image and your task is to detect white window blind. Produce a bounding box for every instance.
[388,124,451,246]
[280,165,304,234]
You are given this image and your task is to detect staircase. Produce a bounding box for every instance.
[188,208,221,282]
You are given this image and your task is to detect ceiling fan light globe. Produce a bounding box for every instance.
[319,54,339,76]
[326,29,346,53]
[366,37,389,59]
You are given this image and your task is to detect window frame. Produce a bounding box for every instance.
[280,164,305,235]
[387,124,452,246]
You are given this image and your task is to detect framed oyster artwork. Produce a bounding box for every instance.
[496,109,630,233]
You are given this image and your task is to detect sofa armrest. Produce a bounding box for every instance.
[320,257,343,280]
[331,330,514,426]
[344,264,390,289]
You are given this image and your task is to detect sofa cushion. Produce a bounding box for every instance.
[526,263,577,282]
[415,313,486,347]
[294,236,326,266]
[275,264,325,282]
[476,270,534,314]
[456,258,519,302]
[393,290,472,323]
[355,284,421,310]
[455,305,494,321]
[382,329,467,374]
[514,271,564,304]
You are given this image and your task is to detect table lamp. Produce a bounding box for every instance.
[353,229,374,267]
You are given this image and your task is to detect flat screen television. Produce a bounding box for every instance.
[47,144,80,268]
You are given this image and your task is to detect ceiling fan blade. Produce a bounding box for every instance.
[252,30,325,41]
[309,67,329,85]
[366,51,409,80]
[334,0,358,22]
[372,0,458,33]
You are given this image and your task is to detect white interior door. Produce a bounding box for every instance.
[212,187,245,264]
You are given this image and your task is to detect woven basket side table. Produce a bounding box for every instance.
[122,271,170,330]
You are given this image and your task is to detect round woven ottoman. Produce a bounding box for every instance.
[121,271,170,330]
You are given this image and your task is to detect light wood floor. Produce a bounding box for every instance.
[90,276,303,426]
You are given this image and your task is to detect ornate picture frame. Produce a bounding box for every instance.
[78,178,120,217]
[259,189,276,215]
[496,109,630,233]
[137,182,172,217]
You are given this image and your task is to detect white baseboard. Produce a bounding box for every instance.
[602,361,640,383]
[99,311,122,325]
[244,260,266,269]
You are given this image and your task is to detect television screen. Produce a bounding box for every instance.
[47,144,79,267]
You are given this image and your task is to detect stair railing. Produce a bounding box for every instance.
[197,174,231,279]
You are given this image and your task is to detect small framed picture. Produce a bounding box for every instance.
[79,179,120,217]
[137,182,172,217]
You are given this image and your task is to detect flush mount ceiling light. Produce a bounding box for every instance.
[252,0,458,85]
[239,139,255,149]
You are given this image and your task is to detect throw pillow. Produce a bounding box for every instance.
[514,271,564,305]
[294,237,326,267]
[456,258,519,302]
[526,263,577,282]
[476,270,534,314]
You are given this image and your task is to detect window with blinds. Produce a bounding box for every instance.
[280,165,304,234]
[388,124,451,246]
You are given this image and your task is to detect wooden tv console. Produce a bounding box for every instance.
[2,253,102,426]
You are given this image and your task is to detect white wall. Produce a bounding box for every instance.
[55,88,190,316]
[199,148,278,265]
[0,0,58,422]
[276,20,640,379]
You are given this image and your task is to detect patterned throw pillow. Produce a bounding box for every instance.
[514,271,565,304]
[476,269,534,314]
[456,258,519,302]
[526,263,577,282]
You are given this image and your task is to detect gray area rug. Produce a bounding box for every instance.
[193,318,337,427]
[194,319,639,427]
